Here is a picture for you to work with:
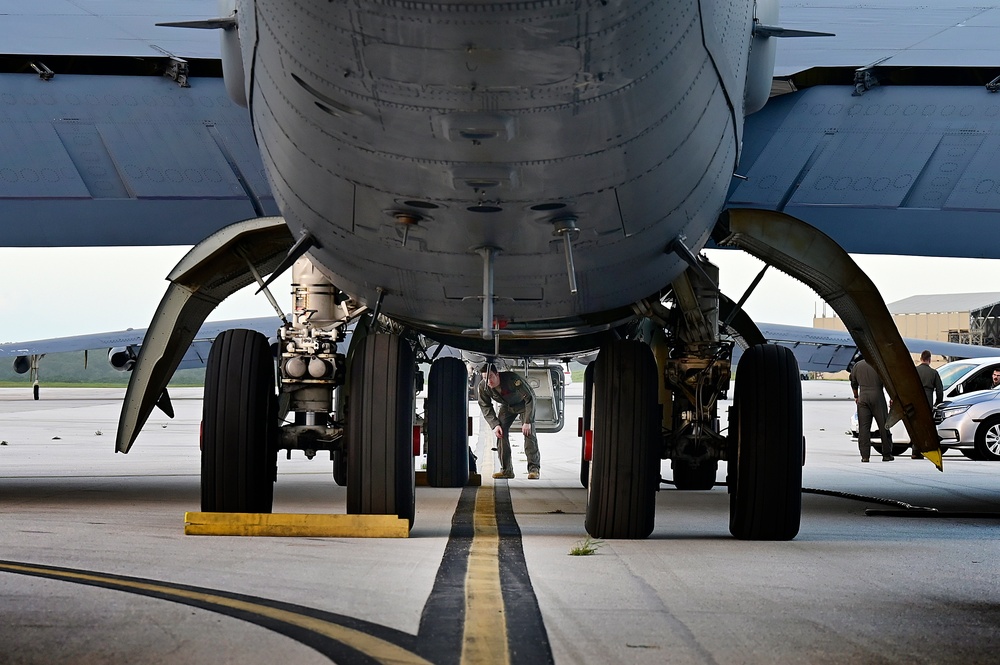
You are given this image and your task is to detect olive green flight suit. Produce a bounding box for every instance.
[477,371,540,476]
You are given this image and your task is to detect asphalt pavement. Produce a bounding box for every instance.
[1,382,999,664]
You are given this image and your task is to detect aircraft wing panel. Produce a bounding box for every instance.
[177,341,214,371]
[0,74,277,246]
[0,330,146,358]
[0,316,282,360]
[774,4,1000,75]
[728,85,1000,259]
[4,1,220,59]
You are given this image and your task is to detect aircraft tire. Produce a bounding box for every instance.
[585,340,659,539]
[729,343,802,540]
[201,329,277,513]
[579,362,595,489]
[425,357,470,488]
[32,384,39,401]
[332,450,347,486]
[346,333,416,527]
[671,460,718,490]
[973,415,1000,461]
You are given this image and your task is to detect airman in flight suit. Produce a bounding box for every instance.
[477,361,540,479]
[851,358,893,462]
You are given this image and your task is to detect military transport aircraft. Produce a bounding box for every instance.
[6,2,1000,541]
[0,316,282,402]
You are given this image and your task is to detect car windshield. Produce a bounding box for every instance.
[938,362,979,390]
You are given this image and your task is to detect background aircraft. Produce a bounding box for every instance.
[747,323,1000,375]
[0,316,282,401]
[4,2,1000,541]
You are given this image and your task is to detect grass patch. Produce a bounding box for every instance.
[568,536,604,556]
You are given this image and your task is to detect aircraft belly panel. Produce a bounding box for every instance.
[247,0,751,333]
[248,0,726,195]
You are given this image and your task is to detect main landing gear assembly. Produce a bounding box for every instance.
[195,258,473,530]
[579,257,804,541]
[197,252,803,540]
[121,212,936,541]
[120,217,804,539]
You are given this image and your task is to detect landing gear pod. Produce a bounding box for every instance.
[745,0,778,114]
[218,0,247,107]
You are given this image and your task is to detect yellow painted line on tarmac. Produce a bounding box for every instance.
[184,512,409,537]
[0,561,433,665]
[461,437,510,665]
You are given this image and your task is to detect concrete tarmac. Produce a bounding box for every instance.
[1,383,999,664]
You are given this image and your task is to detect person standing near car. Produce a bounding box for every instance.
[851,356,894,462]
[916,350,944,407]
[914,350,944,460]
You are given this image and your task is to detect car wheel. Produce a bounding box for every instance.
[973,415,1000,461]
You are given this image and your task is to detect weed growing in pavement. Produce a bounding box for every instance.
[568,537,604,556]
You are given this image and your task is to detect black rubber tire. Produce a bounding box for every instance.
[973,415,1000,461]
[425,357,470,487]
[729,343,802,541]
[580,362,595,488]
[346,334,416,527]
[873,442,910,457]
[585,341,660,539]
[672,459,718,490]
[201,329,277,513]
[32,384,39,401]
[332,450,347,486]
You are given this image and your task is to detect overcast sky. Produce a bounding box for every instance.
[0,246,997,343]
[0,246,292,343]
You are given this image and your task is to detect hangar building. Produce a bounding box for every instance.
[813,292,1000,350]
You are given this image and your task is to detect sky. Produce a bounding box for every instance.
[1,245,999,344]
[707,249,1000,327]
[0,246,292,343]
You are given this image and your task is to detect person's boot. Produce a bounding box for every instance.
[492,470,514,479]
[527,469,539,480]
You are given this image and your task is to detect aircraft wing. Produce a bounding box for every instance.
[737,322,1000,374]
[0,316,283,369]
[727,4,1000,259]
[0,4,274,247]
[5,2,220,59]
[773,4,1000,76]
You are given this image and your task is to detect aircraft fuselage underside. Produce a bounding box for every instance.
[241,0,743,338]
